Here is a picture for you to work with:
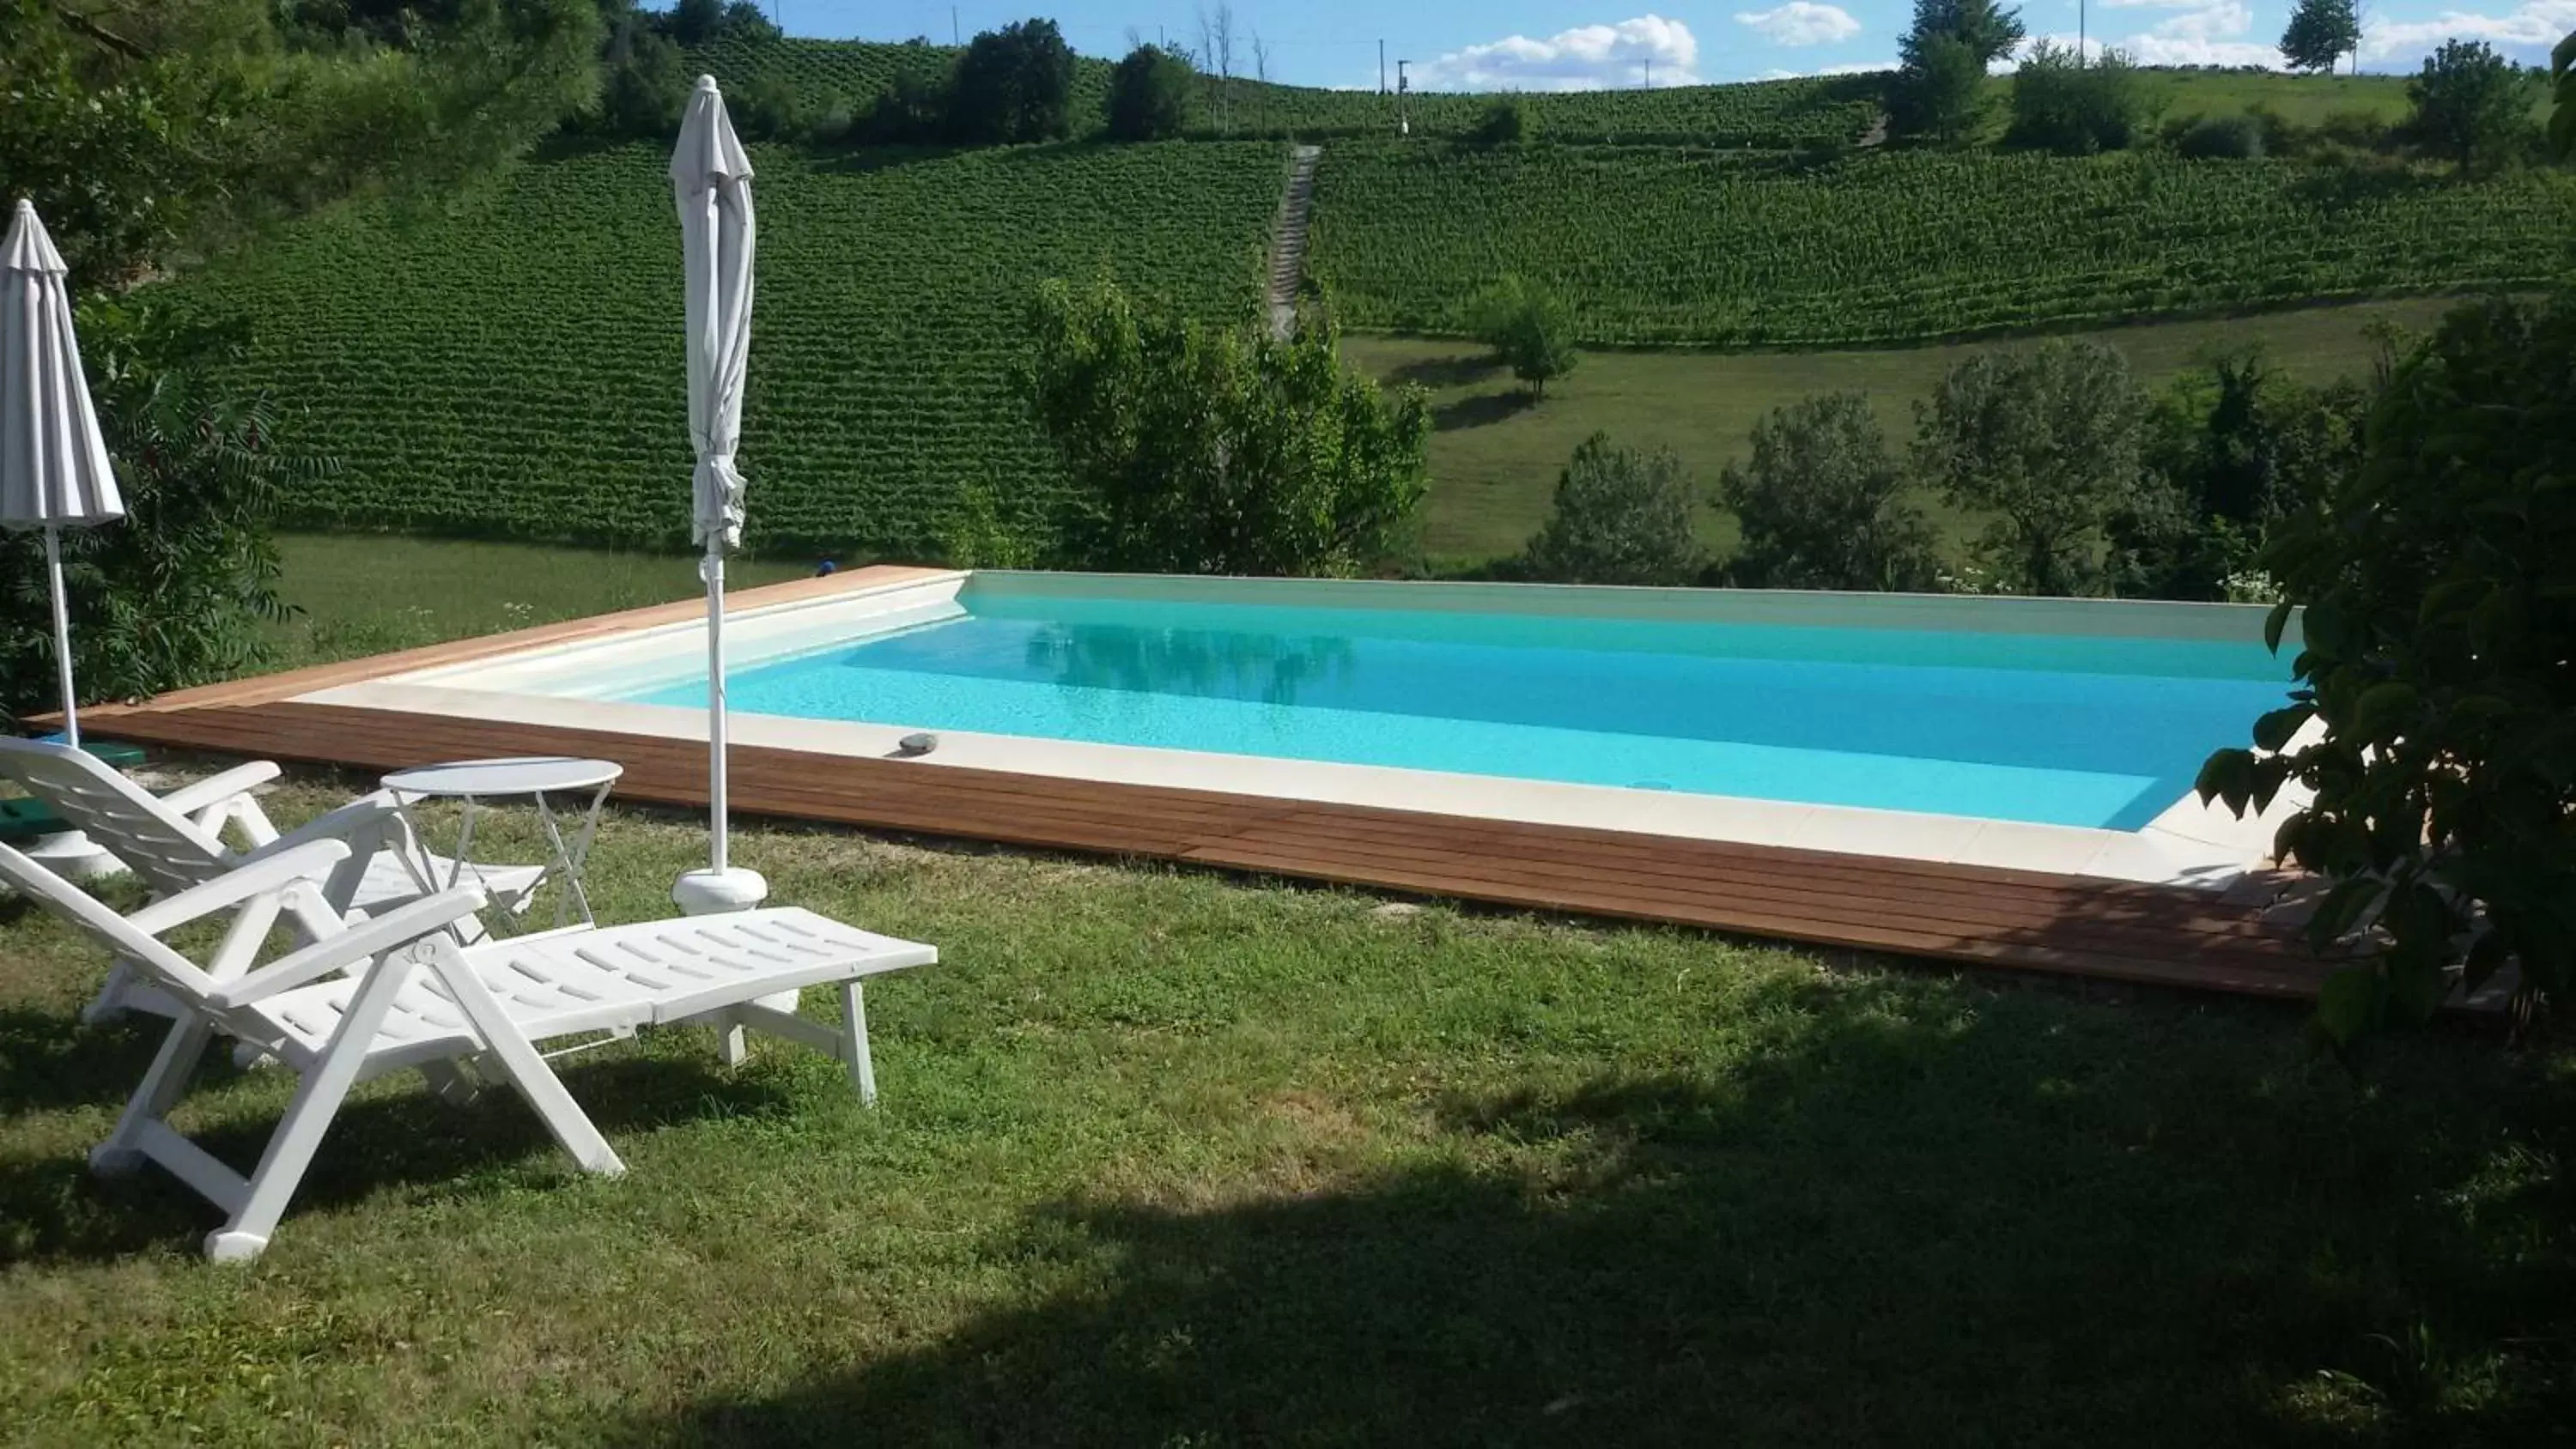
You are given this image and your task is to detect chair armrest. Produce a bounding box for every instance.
[242,791,403,861]
[155,761,283,819]
[125,840,355,937]
[206,888,488,1009]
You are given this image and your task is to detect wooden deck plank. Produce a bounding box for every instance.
[76,689,2338,1003]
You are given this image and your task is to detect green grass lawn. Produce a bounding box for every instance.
[1347,298,2457,567]
[0,775,2571,1444]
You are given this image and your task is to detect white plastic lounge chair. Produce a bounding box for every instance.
[0,737,544,1022]
[0,834,937,1262]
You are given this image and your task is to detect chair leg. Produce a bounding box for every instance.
[421,940,624,1178]
[839,981,877,1106]
[92,1009,216,1176]
[717,1009,750,1067]
[80,961,135,1025]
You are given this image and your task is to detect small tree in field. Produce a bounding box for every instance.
[1891,35,1990,143]
[1721,394,1942,592]
[1521,434,1704,586]
[1471,96,1529,146]
[2279,0,2360,75]
[949,18,1077,144]
[1914,338,2148,597]
[1019,276,1431,576]
[2199,294,2576,1042]
[2007,42,2146,154]
[1467,275,1579,400]
[2404,39,2535,170]
[1106,44,1194,141]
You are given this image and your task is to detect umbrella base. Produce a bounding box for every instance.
[15,831,125,882]
[672,865,769,917]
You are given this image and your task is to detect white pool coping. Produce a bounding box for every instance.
[313,569,2311,891]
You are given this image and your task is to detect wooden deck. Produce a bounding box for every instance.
[72,568,2336,1004]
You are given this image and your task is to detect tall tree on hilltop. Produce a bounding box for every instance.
[949,17,1076,143]
[1902,0,2026,66]
[1891,0,2023,142]
[2279,0,2361,74]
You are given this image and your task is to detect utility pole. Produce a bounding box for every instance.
[1396,59,1411,136]
[1643,58,1652,88]
[2079,0,2087,64]
[1379,39,1387,95]
[951,6,959,45]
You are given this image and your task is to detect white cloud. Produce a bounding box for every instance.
[1758,59,1899,77]
[2360,2,2576,62]
[1735,3,1862,46]
[1411,14,1702,91]
[2010,3,2285,69]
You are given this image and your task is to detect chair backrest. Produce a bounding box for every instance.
[0,738,231,897]
[0,838,221,1005]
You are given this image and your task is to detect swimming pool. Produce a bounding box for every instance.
[605,578,2290,834]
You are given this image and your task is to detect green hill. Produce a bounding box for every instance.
[1307,144,2576,346]
[163,141,1286,552]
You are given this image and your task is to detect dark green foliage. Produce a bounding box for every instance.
[855,69,949,144]
[2404,39,2537,170]
[1915,338,2148,596]
[0,307,319,725]
[1903,0,2026,65]
[1466,276,1579,399]
[948,17,1076,145]
[1521,434,1703,586]
[2008,44,2148,155]
[1471,96,1530,147]
[2555,30,2574,159]
[1106,45,1194,142]
[1889,35,1989,143]
[1019,276,1431,577]
[2174,113,2265,159]
[1720,394,1941,592]
[2199,294,2576,1039]
[596,14,690,138]
[2279,0,2360,74]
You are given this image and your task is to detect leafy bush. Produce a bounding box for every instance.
[1521,434,1704,586]
[2174,114,2265,160]
[2404,39,2536,170]
[1466,275,1579,399]
[854,70,949,144]
[2008,43,2148,155]
[1889,35,1988,143]
[598,17,690,140]
[2555,29,2574,159]
[1719,393,1941,592]
[1914,338,2148,597]
[1471,96,1530,147]
[1106,44,1194,141]
[2199,294,2576,1040]
[948,17,1076,144]
[0,306,319,725]
[1019,276,1431,577]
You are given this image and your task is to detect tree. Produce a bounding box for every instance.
[2008,43,2147,155]
[1019,276,1431,577]
[1467,276,1580,400]
[1905,0,2026,64]
[1720,394,1941,592]
[1889,35,1990,143]
[1471,96,1530,146]
[0,306,320,725]
[1521,435,1704,586]
[2279,0,2360,74]
[1914,339,2148,597]
[2549,27,2574,160]
[2404,39,2536,170]
[1106,44,1194,142]
[596,13,690,138]
[2198,294,2576,1041]
[948,17,1077,144]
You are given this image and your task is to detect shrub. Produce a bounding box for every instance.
[1466,275,1579,399]
[855,70,949,145]
[1889,35,1988,142]
[2199,294,2576,1041]
[1106,44,1194,142]
[1019,276,1431,577]
[949,17,1077,145]
[735,76,818,143]
[1471,96,1530,147]
[2175,113,2265,160]
[1522,434,1704,586]
[1913,338,2149,597]
[598,19,690,140]
[1719,393,1941,592]
[2008,43,2148,155]
[2404,39,2536,170]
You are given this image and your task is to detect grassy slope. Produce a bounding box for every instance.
[0,780,2569,1441]
[1349,298,2451,564]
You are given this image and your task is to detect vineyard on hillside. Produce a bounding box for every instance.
[161,142,1285,552]
[1307,145,2576,345]
[690,37,1879,148]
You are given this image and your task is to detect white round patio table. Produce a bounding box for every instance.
[381,756,623,932]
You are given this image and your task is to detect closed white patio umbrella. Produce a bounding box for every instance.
[1,198,123,750]
[669,76,769,917]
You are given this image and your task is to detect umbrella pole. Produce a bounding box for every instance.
[44,525,77,750]
[704,540,729,874]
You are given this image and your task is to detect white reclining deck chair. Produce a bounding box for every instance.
[0,737,545,1022]
[0,835,936,1262]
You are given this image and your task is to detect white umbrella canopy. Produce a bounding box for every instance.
[669,76,768,916]
[0,198,124,750]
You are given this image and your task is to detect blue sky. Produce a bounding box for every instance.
[768,2,2574,88]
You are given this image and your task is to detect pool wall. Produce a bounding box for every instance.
[316,570,2312,890]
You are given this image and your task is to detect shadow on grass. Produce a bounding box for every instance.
[0,1035,799,1267]
[1432,390,1540,433]
[1386,353,1505,390]
[616,1003,2576,1447]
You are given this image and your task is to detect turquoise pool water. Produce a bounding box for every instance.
[625,588,2291,831]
